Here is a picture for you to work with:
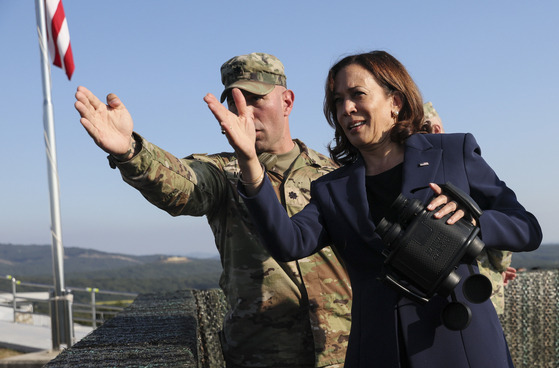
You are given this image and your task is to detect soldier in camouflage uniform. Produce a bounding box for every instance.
[423,101,516,315]
[75,53,352,367]
[476,248,514,315]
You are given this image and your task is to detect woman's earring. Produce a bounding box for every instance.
[391,110,399,119]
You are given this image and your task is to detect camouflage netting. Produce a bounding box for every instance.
[45,290,200,367]
[500,269,559,368]
[193,290,227,367]
[45,270,559,367]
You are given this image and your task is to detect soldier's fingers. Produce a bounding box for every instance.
[78,86,105,110]
[79,116,99,140]
[106,93,123,109]
[74,100,86,117]
[75,89,92,111]
[74,99,98,123]
[231,88,248,118]
[204,93,232,127]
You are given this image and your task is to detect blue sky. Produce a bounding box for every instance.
[0,1,557,257]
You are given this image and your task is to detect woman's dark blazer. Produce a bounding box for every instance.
[242,133,542,368]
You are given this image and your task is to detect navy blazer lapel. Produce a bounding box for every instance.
[325,158,379,247]
[402,134,443,204]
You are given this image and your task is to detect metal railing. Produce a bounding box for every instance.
[0,275,138,329]
[70,286,138,328]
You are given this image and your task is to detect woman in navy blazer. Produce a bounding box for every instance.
[206,51,542,367]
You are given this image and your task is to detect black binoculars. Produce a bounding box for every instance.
[375,182,492,330]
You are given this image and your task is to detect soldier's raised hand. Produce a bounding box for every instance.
[204,88,263,192]
[75,86,135,158]
[204,88,257,163]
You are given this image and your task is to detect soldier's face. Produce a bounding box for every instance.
[227,86,294,154]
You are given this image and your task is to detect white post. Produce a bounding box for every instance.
[34,0,73,350]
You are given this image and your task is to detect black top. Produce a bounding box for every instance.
[365,163,403,225]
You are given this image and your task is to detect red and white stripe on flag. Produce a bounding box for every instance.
[45,0,74,80]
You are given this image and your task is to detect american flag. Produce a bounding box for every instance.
[44,0,74,80]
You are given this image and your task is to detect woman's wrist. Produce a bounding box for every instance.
[239,163,265,187]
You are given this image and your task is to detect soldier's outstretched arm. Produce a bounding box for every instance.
[74,86,135,159]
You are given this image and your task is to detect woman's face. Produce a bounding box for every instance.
[333,63,398,151]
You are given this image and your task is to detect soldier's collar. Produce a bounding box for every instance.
[258,152,278,171]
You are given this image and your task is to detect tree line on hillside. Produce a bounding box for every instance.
[0,243,173,276]
[1,246,222,303]
[2,243,559,300]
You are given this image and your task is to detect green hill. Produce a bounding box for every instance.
[1,242,558,297]
[510,243,559,270]
[0,243,221,296]
[0,243,168,276]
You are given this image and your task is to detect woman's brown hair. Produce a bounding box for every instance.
[324,51,428,166]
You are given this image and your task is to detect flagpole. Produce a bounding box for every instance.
[34,0,73,350]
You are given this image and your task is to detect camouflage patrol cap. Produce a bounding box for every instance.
[423,101,439,120]
[220,52,287,102]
